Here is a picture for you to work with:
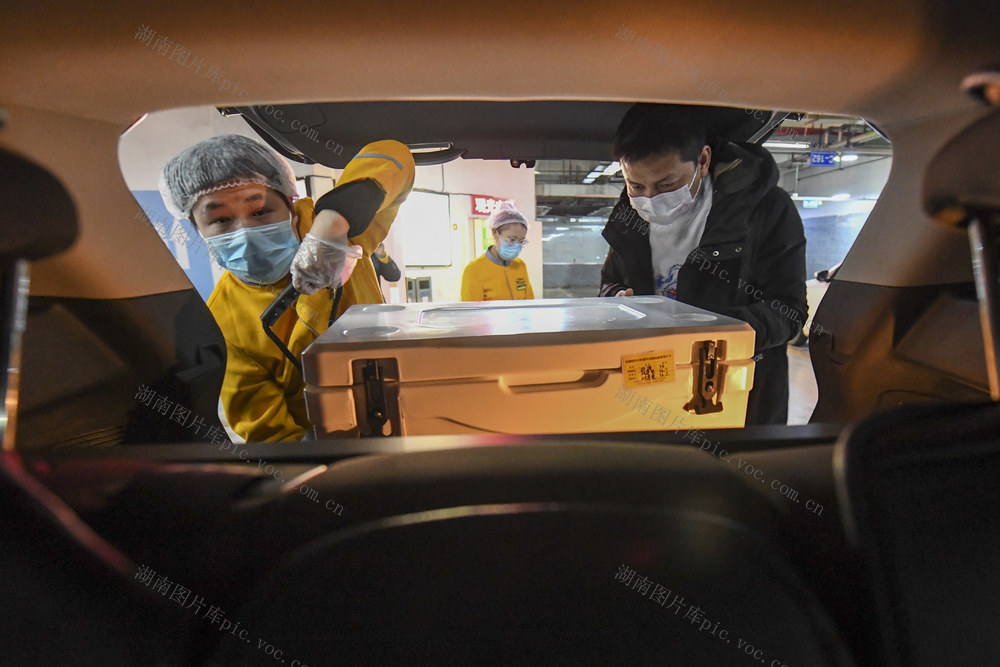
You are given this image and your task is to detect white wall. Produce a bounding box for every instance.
[780,156,892,200]
[119,106,333,190]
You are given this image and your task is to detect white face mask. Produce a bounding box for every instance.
[629,166,702,225]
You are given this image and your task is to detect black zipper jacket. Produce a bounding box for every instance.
[600,141,807,424]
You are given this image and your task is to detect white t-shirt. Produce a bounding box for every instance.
[649,175,714,299]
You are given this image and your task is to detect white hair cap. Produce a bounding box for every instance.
[158,134,297,220]
[487,201,529,232]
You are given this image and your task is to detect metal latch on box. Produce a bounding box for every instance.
[351,358,400,437]
[684,340,724,415]
[362,360,388,436]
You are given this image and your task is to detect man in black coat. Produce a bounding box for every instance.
[600,104,807,425]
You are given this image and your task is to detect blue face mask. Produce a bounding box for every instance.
[204,218,299,285]
[498,241,522,261]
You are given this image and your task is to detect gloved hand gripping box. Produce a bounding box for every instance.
[301,296,755,437]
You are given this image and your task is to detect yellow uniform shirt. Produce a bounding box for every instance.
[207,140,415,442]
[461,249,535,301]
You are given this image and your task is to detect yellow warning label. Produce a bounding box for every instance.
[622,351,675,388]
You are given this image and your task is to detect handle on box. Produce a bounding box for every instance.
[498,370,610,394]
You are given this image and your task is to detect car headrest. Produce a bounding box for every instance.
[0,148,78,262]
[212,443,854,665]
[218,507,853,665]
[922,108,1000,227]
[835,400,1000,665]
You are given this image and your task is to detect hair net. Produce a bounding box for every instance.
[487,201,529,232]
[158,134,297,220]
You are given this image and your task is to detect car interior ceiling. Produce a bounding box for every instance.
[4,1,1000,664]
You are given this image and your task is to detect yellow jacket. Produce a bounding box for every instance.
[461,249,535,301]
[207,140,415,442]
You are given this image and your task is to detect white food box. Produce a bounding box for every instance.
[302,296,756,437]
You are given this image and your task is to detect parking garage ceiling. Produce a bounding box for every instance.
[536,114,891,221]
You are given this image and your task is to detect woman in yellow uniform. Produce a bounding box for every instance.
[159,135,414,442]
[461,202,535,301]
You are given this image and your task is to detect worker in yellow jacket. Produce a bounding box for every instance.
[461,201,535,301]
[160,135,414,442]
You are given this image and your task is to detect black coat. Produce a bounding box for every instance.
[600,141,807,425]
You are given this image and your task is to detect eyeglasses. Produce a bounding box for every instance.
[499,237,529,246]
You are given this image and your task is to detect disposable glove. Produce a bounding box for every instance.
[290,233,363,295]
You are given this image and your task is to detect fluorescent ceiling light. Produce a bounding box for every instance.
[763,141,811,150]
[582,177,596,184]
[603,162,622,176]
[791,194,853,202]
[839,154,859,162]
[556,226,570,231]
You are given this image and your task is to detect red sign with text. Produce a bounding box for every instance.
[470,195,515,217]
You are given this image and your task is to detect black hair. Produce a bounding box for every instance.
[612,104,707,165]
